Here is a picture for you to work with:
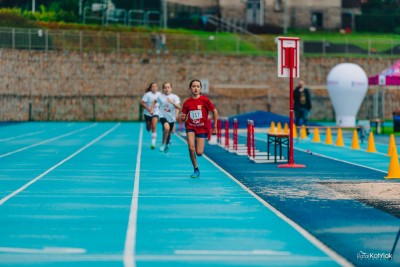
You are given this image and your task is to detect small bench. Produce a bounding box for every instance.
[267,132,289,163]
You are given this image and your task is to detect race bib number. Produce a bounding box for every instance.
[189,110,202,119]
[163,105,171,113]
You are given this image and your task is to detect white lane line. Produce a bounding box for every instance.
[0,123,120,206]
[0,123,98,159]
[136,254,335,262]
[252,135,387,173]
[294,147,387,173]
[123,123,143,267]
[320,141,389,157]
[0,130,47,142]
[0,123,79,143]
[175,134,353,267]
[0,246,86,254]
[175,250,290,255]
[201,154,353,267]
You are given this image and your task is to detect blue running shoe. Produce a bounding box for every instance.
[164,145,169,153]
[190,169,200,178]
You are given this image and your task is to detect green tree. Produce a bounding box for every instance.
[48,0,80,13]
[0,0,80,13]
[362,0,400,14]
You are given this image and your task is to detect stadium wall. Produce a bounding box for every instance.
[0,49,399,122]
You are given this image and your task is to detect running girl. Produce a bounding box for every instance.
[153,82,181,152]
[141,82,161,149]
[181,79,218,178]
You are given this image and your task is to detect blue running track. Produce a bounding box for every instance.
[0,122,398,266]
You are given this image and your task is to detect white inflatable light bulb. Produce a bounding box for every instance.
[326,63,368,127]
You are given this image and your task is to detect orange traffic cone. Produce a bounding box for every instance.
[283,123,289,134]
[366,131,376,153]
[351,129,360,149]
[292,124,298,138]
[388,134,395,156]
[277,122,282,133]
[269,121,276,133]
[385,144,400,179]
[336,128,344,146]
[300,125,307,139]
[325,127,333,145]
[313,128,321,142]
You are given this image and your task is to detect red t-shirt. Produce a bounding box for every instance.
[182,95,215,134]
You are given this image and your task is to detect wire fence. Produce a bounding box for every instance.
[0,94,143,122]
[1,27,400,57]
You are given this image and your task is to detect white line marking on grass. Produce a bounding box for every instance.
[175,134,353,267]
[0,123,98,159]
[0,123,120,206]
[0,246,86,254]
[123,123,143,267]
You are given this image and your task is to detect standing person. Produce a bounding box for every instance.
[181,79,218,178]
[157,31,167,54]
[293,80,312,133]
[153,82,181,152]
[150,31,158,52]
[141,82,161,149]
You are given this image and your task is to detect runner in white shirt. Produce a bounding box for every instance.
[153,82,180,152]
[141,82,161,149]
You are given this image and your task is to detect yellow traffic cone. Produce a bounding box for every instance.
[325,127,333,145]
[283,123,289,134]
[313,128,321,142]
[336,128,344,146]
[269,121,276,133]
[388,134,395,156]
[366,131,376,153]
[300,125,307,139]
[292,124,298,138]
[277,122,282,133]
[351,129,360,149]
[385,144,400,179]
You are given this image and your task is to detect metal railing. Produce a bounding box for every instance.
[205,15,250,35]
[1,27,400,57]
[106,8,127,26]
[83,6,160,27]
[83,5,106,25]
[302,38,400,57]
[128,10,145,26]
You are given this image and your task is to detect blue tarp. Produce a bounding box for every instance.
[225,110,318,129]
[225,110,289,129]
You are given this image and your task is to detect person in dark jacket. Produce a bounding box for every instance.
[293,80,312,132]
